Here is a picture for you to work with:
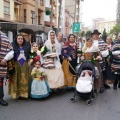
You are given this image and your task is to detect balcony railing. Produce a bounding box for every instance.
[65,22,69,26]
[53,13,57,18]
[4,14,10,21]
[44,21,55,27]
[14,0,23,5]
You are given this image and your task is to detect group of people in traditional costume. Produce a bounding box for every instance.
[0,29,120,106]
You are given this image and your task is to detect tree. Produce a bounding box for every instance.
[101,29,107,41]
[110,24,120,37]
[78,31,85,37]
[81,31,85,37]
[85,30,92,37]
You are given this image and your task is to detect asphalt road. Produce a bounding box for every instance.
[1,86,120,120]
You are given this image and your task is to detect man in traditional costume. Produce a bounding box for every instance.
[0,31,12,106]
[111,33,120,90]
[91,29,109,91]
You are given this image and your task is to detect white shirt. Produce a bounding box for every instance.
[93,40,99,49]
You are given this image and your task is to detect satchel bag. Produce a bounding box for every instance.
[7,59,15,75]
[5,45,15,75]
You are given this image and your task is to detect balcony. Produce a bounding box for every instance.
[44,21,55,27]
[4,14,10,21]
[46,7,51,11]
[65,22,69,27]
[53,13,57,18]
[4,0,10,2]
[14,0,23,5]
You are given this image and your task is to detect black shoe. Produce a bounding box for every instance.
[113,85,117,90]
[0,99,8,106]
[17,97,22,101]
[104,84,110,89]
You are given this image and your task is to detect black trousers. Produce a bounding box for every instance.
[0,77,4,99]
[114,75,120,86]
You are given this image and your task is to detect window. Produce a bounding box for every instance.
[31,11,35,24]
[4,6,9,14]
[38,15,40,25]
[4,1,10,14]
[24,9,26,23]
[40,0,44,6]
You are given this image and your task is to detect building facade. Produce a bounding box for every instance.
[92,18,116,33]
[64,0,83,36]
[92,18,105,30]
[0,0,52,43]
[44,0,59,34]
[64,9,74,36]
[116,0,120,24]
[98,20,116,33]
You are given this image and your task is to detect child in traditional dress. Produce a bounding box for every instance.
[29,42,43,67]
[30,60,51,99]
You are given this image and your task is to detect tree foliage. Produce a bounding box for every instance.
[101,29,107,41]
[110,24,120,36]
[86,30,92,37]
[81,31,86,37]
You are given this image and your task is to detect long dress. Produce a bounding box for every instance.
[30,67,51,98]
[62,42,77,87]
[41,30,64,89]
[104,44,115,84]
[43,44,64,89]
[8,48,31,99]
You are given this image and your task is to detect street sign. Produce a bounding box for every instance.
[72,22,80,33]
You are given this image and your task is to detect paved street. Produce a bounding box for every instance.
[1,86,120,120]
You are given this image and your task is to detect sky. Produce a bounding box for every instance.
[81,0,117,27]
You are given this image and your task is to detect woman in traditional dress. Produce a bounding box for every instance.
[7,34,31,100]
[62,34,78,88]
[82,38,102,93]
[41,30,64,90]
[104,36,115,89]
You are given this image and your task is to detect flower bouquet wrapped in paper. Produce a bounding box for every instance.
[40,46,50,55]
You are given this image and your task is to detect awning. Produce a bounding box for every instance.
[0,22,44,32]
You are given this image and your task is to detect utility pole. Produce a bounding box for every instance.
[76,0,80,43]
[58,0,62,32]
[77,0,80,22]
[50,0,54,27]
[74,1,76,23]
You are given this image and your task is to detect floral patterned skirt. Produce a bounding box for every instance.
[8,62,31,99]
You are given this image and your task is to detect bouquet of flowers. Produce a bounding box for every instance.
[91,56,96,64]
[40,46,50,55]
[29,51,37,59]
[40,72,46,80]
[77,48,82,54]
